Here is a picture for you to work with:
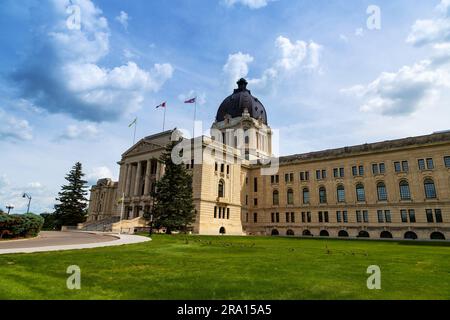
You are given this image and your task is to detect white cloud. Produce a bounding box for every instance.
[223,0,271,9]
[0,109,33,141]
[223,36,321,90]
[355,28,364,37]
[28,182,43,189]
[58,123,100,141]
[86,166,115,185]
[12,0,173,122]
[116,11,129,30]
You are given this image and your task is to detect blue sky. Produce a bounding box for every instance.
[1,0,450,213]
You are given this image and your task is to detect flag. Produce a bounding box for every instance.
[184,97,196,104]
[156,101,166,109]
[128,117,137,127]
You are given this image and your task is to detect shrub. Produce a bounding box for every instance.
[0,213,44,239]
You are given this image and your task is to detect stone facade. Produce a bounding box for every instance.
[87,79,450,240]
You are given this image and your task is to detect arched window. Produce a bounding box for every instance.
[286,229,294,236]
[424,179,437,199]
[218,180,225,198]
[337,185,345,203]
[302,188,310,204]
[377,182,387,201]
[380,231,393,239]
[338,230,349,237]
[399,180,411,200]
[319,187,327,204]
[271,229,279,236]
[356,183,365,202]
[287,189,294,205]
[273,190,279,205]
[320,230,329,237]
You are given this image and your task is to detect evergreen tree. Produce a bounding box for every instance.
[54,162,89,228]
[150,141,195,234]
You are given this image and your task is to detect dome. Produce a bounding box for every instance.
[216,78,268,125]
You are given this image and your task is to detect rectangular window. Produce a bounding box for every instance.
[372,164,379,175]
[254,213,258,223]
[333,168,338,178]
[352,166,357,176]
[218,207,222,219]
[358,166,364,176]
[291,212,295,223]
[402,161,409,172]
[254,177,258,192]
[276,212,280,223]
[324,211,329,223]
[227,165,230,175]
[214,206,217,218]
[307,212,311,223]
[254,198,258,206]
[401,209,408,223]
[336,211,342,223]
[394,162,401,173]
[356,210,362,223]
[290,173,294,182]
[305,171,309,181]
[316,170,321,180]
[426,209,434,223]
[286,212,290,223]
[409,209,416,223]
[271,212,275,223]
[227,208,230,219]
[435,209,443,223]
[385,210,392,223]
[246,212,248,223]
[363,210,369,223]
[302,212,306,223]
[285,173,289,183]
[379,163,385,174]
[418,159,426,170]
[271,175,275,184]
[221,164,224,173]
[318,211,323,223]
[339,168,345,178]
[300,172,305,181]
[245,195,248,205]
[343,211,348,223]
[445,156,450,168]
[322,170,327,179]
[215,162,218,172]
[426,158,434,170]
[377,210,384,223]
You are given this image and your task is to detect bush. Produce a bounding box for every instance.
[0,213,44,239]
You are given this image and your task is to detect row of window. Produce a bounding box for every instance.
[214,206,230,219]
[268,156,450,185]
[215,163,230,174]
[253,209,444,224]
[269,179,437,206]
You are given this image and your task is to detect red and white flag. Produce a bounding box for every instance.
[155,101,166,109]
[184,97,196,104]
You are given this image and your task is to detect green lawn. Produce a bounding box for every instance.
[0,235,449,300]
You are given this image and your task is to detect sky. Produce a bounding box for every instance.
[1,0,450,213]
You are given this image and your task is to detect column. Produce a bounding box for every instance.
[125,164,131,197]
[144,159,151,195]
[134,161,142,196]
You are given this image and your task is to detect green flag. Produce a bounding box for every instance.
[128,117,137,127]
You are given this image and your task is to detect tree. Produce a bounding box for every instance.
[149,141,195,234]
[54,162,89,228]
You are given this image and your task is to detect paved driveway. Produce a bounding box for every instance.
[0,231,117,249]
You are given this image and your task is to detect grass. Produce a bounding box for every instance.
[0,234,449,300]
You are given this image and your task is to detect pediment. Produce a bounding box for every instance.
[122,140,163,157]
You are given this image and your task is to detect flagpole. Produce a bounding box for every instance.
[119,192,125,235]
[133,118,137,145]
[193,98,197,138]
[163,106,166,131]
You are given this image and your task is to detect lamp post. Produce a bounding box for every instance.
[22,193,32,214]
[5,205,14,214]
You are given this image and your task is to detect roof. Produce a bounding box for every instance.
[280,131,450,164]
[216,78,268,125]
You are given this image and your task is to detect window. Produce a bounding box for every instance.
[426,158,434,170]
[426,209,434,223]
[356,210,362,223]
[445,156,450,168]
[316,170,321,180]
[394,161,409,173]
[385,210,392,223]
[227,208,230,219]
[352,166,357,176]
[286,212,290,223]
[372,164,378,175]
[359,166,364,176]
[424,179,437,199]
[336,211,342,223]
[291,212,295,223]
[333,168,345,178]
[254,198,258,206]
[377,210,384,223]
[245,195,248,205]
[215,162,218,171]
[409,209,416,223]
[214,206,217,218]
[356,183,365,202]
[372,163,385,175]
[220,163,225,173]
[300,171,309,181]
[254,177,258,192]
[287,189,294,205]
[227,165,230,175]
[418,159,426,170]
[319,187,327,204]
[303,188,310,204]
[394,162,401,173]
[285,173,294,183]
[400,180,411,200]
[276,212,280,223]
[324,211,329,223]
[363,210,369,223]
[273,190,279,205]
[218,180,225,197]
[246,212,248,223]
[401,209,408,223]
[402,161,409,172]
[253,213,258,223]
[379,163,385,174]
[435,209,443,223]
[322,170,327,179]
[343,211,348,223]
[271,175,279,184]
[377,182,388,201]
[307,212,312,223]
[337,185,345,203]
[319,211,323,223]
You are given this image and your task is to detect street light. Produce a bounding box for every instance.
[5,205,14,214]
[22,193,32,214]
